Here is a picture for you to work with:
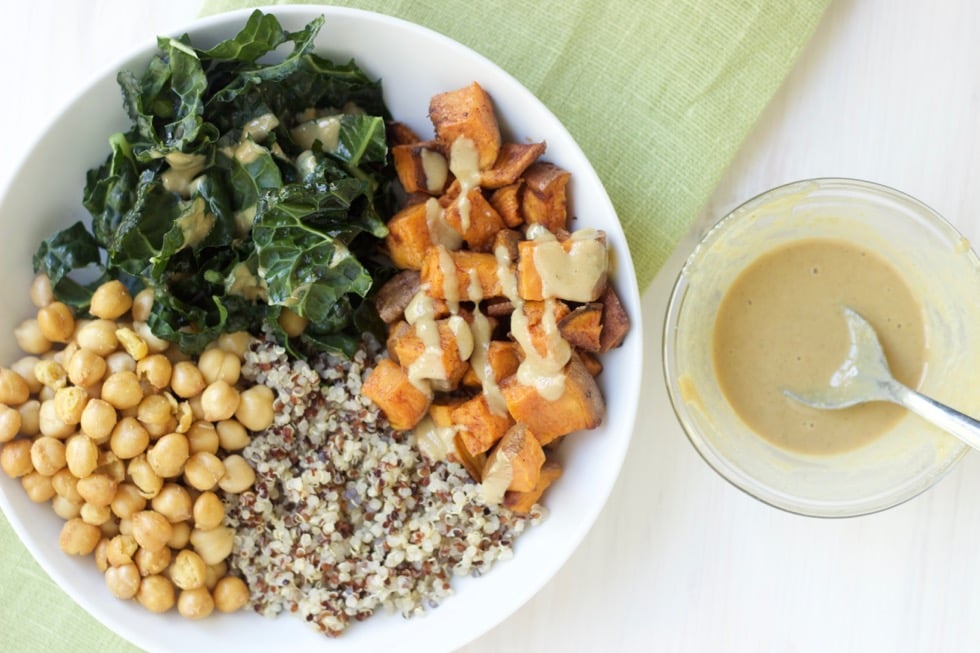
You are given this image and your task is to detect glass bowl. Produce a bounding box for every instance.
[663,178,980,517]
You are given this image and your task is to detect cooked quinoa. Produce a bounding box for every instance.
[223,333,543,637]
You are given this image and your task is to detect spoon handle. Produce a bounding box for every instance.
[892,383,980,451]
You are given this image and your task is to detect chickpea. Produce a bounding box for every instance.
[101,370,143,411]
[135,354,172,391]
[52,495,83,520]
[189,526,234,565]
[216,331,255,360]
[218,454,255,494]
[80,398,117,443]
[11,356,42,394]
[17,399,41,436]
[192,491,225,530]
[59,517,102,555]
[117,517,133,536]
[95,449,126,482]
[204,561,227,591]
[136,574,175,613]
[131,288,155,323]
[75,319,119,357]
[171,549,207,590]
[183,452,225,491]
[110,482,147,520]
[151,482,193,523]
[30,436,67,476]
[131,510,173,552]
[0,438,33,477]
[104,350,136,375]
[30,273,54,308]
[0,368,30,405]
[177,586,215,620]
[94,537,110,572]
[21,471,56,502]
[38,399,74,439]
[76,473,119,507]
[105,562,142,600]
[80,502,113,526]
[188,394,205,421]
[54,385,89,425]
[52,468,82,502]
[212,575,249,613]
[168,521,192,549]
[128,455,164,499]
[66,348,107,388]
[186,421,219,455]
[235,384,275,431]
[147,432,190,478]
[137,394,173,428]
[200,381,240,422]
[90,280,133,320]
[109,416,150,460]
[0,405,22,443]
[133,321,170,355]
[106,533,139,566]
[170,361,205,399]
[14,318,51,355]
[65,434,100,478]
[198,348,241,385]
[135,545,172,577]
[215,419,250,451]
[37,301,75,343]
[278,307,308,337]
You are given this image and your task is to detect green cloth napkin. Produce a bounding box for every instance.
[2,1,828,651]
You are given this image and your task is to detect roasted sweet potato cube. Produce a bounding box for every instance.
[492,228,521,262]
[452,394,514,456]
[482,142,546,189]
[387,120,423,147]
[462,340,521,389]
[504,459,562,513]
[420,247,506,301]
[500,354,605,445]
[385,201,433,270]
[375,270,422,324]
[598,283,631,351]
[443,188,505,251]
[483,423,545,493]
[489,182,525,228]
[518,300,571,359]
[516,230,608,303]
[388,317,470,392]
[428,82,501,169]
[558,303,603,352]
[521,161,571,232]
[392,141,450,195]
[362,358,431,431]
[451,432,487,481]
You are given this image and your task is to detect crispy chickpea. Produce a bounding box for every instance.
[188,394,205,421]
[52,468,82,501]
[189,526,234,565]
[171,549,207,590]
[52,495,83,520]
[30,436,67,476]
[0,405,22,443]
[183,452,225,491]
[134,321,170,354]
[106,533,139,566]
[215,419,249,451]
[66,348,107,388]
[109,416,150,460]
[177,586,215,620]
[76,473,119,507]
[54,386,89,425]
[117,517,133,536]
[37,301,75,343]
[135,545,172,577]
[216,331,255,360]
[192,491,225,530]
[75,319,119,357]
[80,502,113,526]
[104,350,137,375]
[59,517,102,555]
[30,273,54,308]
[278,307,308,337]
[137,394,173,428]
[200,381,240,422]
[11,356,42,394]
[186,421,219,455]
[32,360,68,392]
[168,520,192,549]
[17,399,41,436]
[90,280,133,320]
[110,482,147,519]
[0,368,30,405]
[101,370,143,411]
[136,574,175,613]
[65,434,100,478]
[96,449,126,482]
[94,537,110,572]
[204,561,227,591]
[128,455,164,499]
[170,362,206,399]
[235,385,275,432]
[131,510,173,552]
[115,327,148,361]
[198,348,241,386]
[151,482,193,523]
[38,399,75,439]
[218,454,255,494]
[212,575,249,613]
[1,438,33,478]
[131,288,155,323]
[14,318,51,355]
[105,562,142,600]
[80,398,117,442]
[135,354,172,391]
[21,471,56,502]
[147,432,190,478]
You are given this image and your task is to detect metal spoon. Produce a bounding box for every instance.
[783,307,980,451]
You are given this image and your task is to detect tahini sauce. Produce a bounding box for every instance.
[712,238,926,455]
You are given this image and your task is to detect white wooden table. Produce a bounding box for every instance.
[4,1,980,651]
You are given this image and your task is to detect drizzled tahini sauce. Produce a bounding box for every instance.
[448,137,481,233]
[527,226,608,302]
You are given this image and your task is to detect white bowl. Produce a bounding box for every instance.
[0,6,642,652]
